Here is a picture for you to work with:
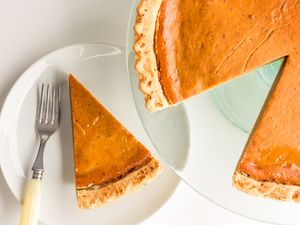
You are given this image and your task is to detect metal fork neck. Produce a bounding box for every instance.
[32,137,48,180]
[40,135,49,143]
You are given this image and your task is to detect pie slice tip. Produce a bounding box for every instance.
[134,0,169,112]
[233,172,300,202]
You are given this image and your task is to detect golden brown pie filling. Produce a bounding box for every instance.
[237,56,300,185]
[69,75,152,189]
[155,0,295,103]
[154,0,300,186]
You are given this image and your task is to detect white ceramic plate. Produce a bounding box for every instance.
[126,1,300,224]
[0,44,180,225]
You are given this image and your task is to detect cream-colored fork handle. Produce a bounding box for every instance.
[19,179,41,225]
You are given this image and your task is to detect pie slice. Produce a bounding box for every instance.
[69,75,161,209]
[134,0,300,201]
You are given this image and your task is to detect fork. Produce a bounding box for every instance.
[19,84,61,225]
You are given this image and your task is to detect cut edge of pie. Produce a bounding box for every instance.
[77,158,161,209]
[134,0,169,112]
[233,172,300,201]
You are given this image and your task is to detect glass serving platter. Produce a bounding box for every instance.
[126,1,298,224]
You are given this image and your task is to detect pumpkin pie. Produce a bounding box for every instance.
[69,75,161,208]
[134,0,300,201]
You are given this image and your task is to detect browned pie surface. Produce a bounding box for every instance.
[238,55,300,185]
[155,1,300,184]
[156,0,297,102]
[69,75,152,189]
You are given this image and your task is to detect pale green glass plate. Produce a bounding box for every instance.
[211,59,284,133]
[126,1,300,224]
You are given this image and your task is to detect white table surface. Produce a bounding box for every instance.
[0,1,269,224]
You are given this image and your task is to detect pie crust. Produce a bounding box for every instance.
[134,0,169,111]
[233,172,300,201]
[77,158,162,209]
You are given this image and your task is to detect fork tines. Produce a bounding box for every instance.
[36,84,61,125]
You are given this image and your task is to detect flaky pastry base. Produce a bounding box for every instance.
[134,0,170,112]
[233,171,300,202]
[77,158,162,209]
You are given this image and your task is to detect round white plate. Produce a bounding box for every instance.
[0,44,180,225]
[126,1,300,224]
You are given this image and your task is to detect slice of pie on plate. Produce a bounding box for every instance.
[69,75,162,209]
[134,0,300,201]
